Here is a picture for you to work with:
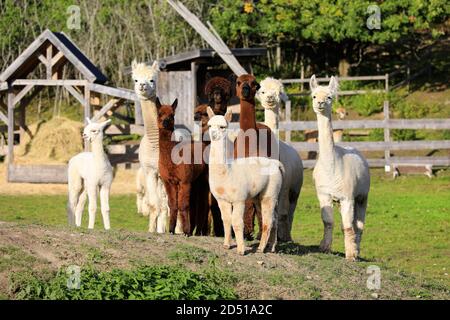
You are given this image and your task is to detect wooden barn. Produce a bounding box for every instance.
[0,29,140,183]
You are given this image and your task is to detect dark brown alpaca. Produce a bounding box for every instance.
[233,74,278,240]
[194,76,233,237]
[157,98,209,236]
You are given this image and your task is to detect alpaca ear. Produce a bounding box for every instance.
[131,59,138,71]
[86,117,92,124]
[309,75,318,91]
[224,108,233,123]
[155,97,162,109]
[329,76,339,96]
[255,82,261,91]
[206,106,215,119]
[171,98,178,111]
[102,119,112,127]
[151,60,160,71]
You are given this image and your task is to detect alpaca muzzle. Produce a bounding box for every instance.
[162,118,172,129]
[241,84,251,98]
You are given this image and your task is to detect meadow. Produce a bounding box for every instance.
[0,168,448,289]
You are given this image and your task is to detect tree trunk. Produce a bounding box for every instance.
[338,58,350,77]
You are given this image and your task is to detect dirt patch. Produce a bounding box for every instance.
[0,221,448,300]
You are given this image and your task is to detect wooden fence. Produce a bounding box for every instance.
[277,74,450,169]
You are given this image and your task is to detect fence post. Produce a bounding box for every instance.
[383,100,391,171]
[285,99,291,144]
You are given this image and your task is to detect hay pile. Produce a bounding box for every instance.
[16,117,84,164]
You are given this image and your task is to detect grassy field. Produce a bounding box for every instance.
[0,168,449,292]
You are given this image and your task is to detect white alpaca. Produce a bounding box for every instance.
[136,167,150,216]
[257,77,303,241]
[132,60,169,233]
[207,107,284,255]
[310,75,370,260]
[67,119,113,230]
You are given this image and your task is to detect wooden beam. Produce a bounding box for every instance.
[13,84,34,106]
[38,54,48,65]
[91,98,120,122]
[384,101,391,166]
[84,86,90,151]
[63,85,85,105]
[51,51,64,66]
[0,110,7,124]
[46,44,53,79]
[7,88,14,166]
[18,86,43,109]
[12,79,87,86]
[89,83,137,101]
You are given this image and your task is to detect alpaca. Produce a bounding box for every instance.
[207,107,283,255]
[132,60,169,233]
[257,77,303,242]
[310,75,370,260]
[67,119,113,230]
[157,98,209,236]
[233,74,278,240]
[136,167,149,216]
[193,75,233,237]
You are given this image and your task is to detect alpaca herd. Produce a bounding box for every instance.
[66,60,371,260]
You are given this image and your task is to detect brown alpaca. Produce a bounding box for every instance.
[193,76,233,237]
[157,98,209,236]
[233,74,277,240]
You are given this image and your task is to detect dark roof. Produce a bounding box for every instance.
[0,29,108,84]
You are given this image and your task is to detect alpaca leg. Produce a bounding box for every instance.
[175,215,183,234]
[156,178,168,233]
[217,200,232,249]
[100,185,111,230]
[243,200,256,240]
[67,169,82,226]
[318,194,334,253]
[74,189,87,227]
[146,171,159,233]
[276,189,290,242]
[257,198,276,253]
[163,181,178,234]
[210,195,224,237]
[231,202,246,255]
[178,183,192,236]
[354,196,367,256]
[87,185,98,230]
[286,191,300,242]
[341,198,357,261]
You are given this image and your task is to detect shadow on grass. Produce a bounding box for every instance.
[247,241,375,263]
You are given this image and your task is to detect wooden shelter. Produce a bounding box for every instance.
[0,29,140,183]
[154,47,266,129]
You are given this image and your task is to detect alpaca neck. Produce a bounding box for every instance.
[317,111,335,165]
[263,104,279,131]
[140,97,159,149]
[209,137,230,167]
[239,99,257,131]
[158,127,175,157]
[91,137,108,164]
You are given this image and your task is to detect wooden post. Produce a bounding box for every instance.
[46,44,53,79]
[7,85,15,171]
[190,61,197,129]
[285,100,291,144]
[383,100,391,171]
[385,73,389,93]
[84,85,91,151]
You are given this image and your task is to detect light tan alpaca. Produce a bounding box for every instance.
[310,75,370,261]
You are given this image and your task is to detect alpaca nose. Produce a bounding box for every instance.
[163,118,171,128]
[242,84,251,98]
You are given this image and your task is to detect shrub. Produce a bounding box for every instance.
[9,265,236,300]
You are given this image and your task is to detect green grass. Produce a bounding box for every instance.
[0,169,449,286]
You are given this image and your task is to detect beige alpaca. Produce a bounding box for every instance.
[257,77,303,241]
[207,107,283,255]
[310,75,370,260]
[132,61,169,233]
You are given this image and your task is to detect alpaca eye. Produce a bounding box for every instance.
[134,80,138,83]
[313,96,316,99]
[150,80,154,83]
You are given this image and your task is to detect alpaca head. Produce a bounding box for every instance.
[236,74,260,101]
[82,118,111,143]
[156,98,178,131]
[131,60,159,99]
[207,107,232,142]
[335,107,348,120]
[257,77,288,109]
[205,76,232,113]
[309,75,338,116]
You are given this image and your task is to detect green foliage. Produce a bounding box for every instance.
[168,245,218,264]
[337,92,385,116]
[9,265,236,300]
